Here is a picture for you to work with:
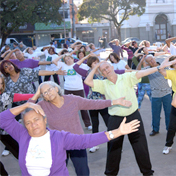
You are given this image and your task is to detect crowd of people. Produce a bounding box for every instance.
[0,36,176,176]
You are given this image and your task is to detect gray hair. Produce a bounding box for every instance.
[145,54,154,60]
[21,108,46,126]
[40,81,64,97]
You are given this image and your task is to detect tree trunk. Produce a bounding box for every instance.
[1,34,9,50]
[117,27,121,43]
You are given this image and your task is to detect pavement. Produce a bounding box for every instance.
[1,52,176,176]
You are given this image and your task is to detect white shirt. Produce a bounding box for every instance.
[24,52,44,59]
[44,50,58,71]
[26,132,52,176]
[112,60,127,70]
[57,62,89,90]
[170,44,176,55]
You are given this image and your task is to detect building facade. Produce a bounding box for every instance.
[120,0,176,43]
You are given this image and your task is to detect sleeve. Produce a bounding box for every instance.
[0,109,26,142]
[164,70,174,80]
[73,64,88,77]
[29,60,40,68]
[36,52,44,57]
[170,44,176,55]
[92,79,106,95]
[72,94,111,110]
[115,70,125,74]
[108,42,114,49]
[132,56,139,67]
[13,93,34,102]
[62,131,109,150]
[80,63,90,70]
[120,47,124,57]
[121,45,127,51]
[1,92,13,110]
[22,68,39,82]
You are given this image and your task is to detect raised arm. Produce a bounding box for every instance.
[134,47,144,56]
[38,60,53,65]
[136,56,176,79]
[154,52,166,57]
[84,62,101,87]
[52,55,64,65]
[73,64,88,77]
[165,36,176,47]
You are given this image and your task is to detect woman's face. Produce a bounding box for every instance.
[146,42,150,47]
[109,55,117,63]
[3,62,15,74]
[78,52,84,59]
[91,60,99,69]
[49,49,54,55]
[40,84,58,102]
[28,48,33,54]
[64,56,74,65]
[23,110,47,137]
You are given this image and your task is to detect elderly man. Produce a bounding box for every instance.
[138,55,172,136]
[84,59,176,176]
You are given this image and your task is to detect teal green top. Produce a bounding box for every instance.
[132,56,149,83]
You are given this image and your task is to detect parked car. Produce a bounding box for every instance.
[0,38,19,49]
[53,38,88,48]
[121,37,142,45]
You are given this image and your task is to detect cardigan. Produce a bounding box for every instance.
[0,109,109,176]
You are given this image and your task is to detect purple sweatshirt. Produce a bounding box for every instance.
[0,109,108,176]
[10,59,39,69]
[73,64,125,77]
[29,94,111,134]
[109,42,123,58]
[121,45,133,60]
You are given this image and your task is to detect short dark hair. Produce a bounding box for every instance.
[0,60,21,77]
[61,49,68,55]
[87,56,99,68]
[48,47,55,54]
[108,53,120,63]
[132,41,137,46]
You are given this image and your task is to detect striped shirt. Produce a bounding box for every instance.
[142,59,172,97]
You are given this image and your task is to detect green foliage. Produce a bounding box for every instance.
[78,0,146,28]
[0,0,62,47]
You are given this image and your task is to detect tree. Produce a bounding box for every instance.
[78,0,146,41]
[0,0,63,49]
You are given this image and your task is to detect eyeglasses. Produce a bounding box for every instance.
[42,87,54,97]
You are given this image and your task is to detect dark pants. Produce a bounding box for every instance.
[66,149,89,176]
[0,161,8,176]
[0,135,19,159]
[38,75,42,84]
[165,106,176,147]
[44,74,60,85]
[89,108,109,133]
[127,59,132,68]
[105,110,154,176]
[64,89,91,127]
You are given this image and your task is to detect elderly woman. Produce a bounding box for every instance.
[29,81,133,176]
[54,54,92,130]
[0,101,139,176]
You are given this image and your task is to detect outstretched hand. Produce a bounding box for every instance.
[56,67,67,75]
[113,97,132,107]
[160,55,176,69]
[119,117,140,135]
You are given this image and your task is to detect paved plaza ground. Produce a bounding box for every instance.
[1,52,175,176]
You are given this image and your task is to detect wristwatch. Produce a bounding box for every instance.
[109,131,114,139]
[111,101,113,106]
[157,65,161,71]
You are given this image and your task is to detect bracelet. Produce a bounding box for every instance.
[111,101,113,106]
[53,71,56,75]
[157,65,160,71]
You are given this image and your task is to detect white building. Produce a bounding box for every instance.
[120,0,176,43]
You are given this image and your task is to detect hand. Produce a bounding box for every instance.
[27,102,45,116]
[160,55,176,69]
[35,85,41,97]
[119,117,140,135]
[56,67,67,75]
[113,97,132,107]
